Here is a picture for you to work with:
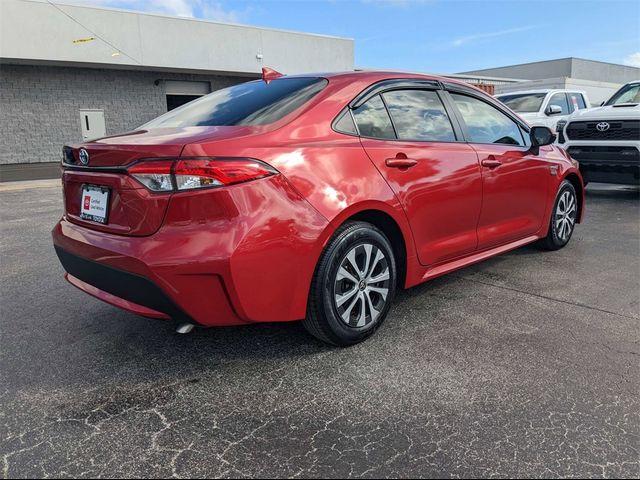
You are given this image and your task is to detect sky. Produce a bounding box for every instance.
[57,0,640,73]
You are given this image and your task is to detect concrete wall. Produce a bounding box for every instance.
[570,58,640,85]
[461,58,573,81]
[0,64,247,171]
[0,0,354,76]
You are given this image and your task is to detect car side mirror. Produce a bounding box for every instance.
[529,126,556,153]
[545,104,562,115]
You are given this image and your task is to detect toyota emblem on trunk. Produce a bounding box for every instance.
[79,148,90,165]
[596,122,610,132]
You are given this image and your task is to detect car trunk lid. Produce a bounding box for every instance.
[62,126,261,236]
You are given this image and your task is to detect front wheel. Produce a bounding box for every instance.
[303,221,397,346]
[539,180,578,250]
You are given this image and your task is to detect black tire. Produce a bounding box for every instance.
[303,221,397,346]
[539,180,578,250]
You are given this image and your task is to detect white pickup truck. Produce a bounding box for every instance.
[558,81,639,185]
[495,89,590,129]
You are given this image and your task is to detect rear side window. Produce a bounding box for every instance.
[333,109,358,135]
[547,93,570,115]
[352,95,396,139]
[451,93,524,146]
[567,92,587,112]
[141,77,327,128]
[381,90,456,142]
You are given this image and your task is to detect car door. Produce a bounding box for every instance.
[351,86,483,266]
[447,90,551,250]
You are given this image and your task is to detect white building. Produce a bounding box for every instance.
[0,0,354,181]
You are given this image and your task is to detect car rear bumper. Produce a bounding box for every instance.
[51,175,330,326]
[56,246,183,321]
[52,221,245,326]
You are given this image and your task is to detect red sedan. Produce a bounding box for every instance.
[52,70,584,346]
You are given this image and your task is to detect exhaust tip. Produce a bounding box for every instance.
[176,323,195,334]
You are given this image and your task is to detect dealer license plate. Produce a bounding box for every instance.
[80,185,110,224]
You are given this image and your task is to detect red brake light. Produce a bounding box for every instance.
[127,158,277,192]
[174,158,276,190]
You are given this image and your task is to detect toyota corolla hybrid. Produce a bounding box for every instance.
[52,69,585,346]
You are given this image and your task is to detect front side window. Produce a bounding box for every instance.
[381,90,456,142]
[496,93,546,113]
[451,93,524,146]
[547,93,570,115]
[351,95,396,139]
[606,83,640,105]
[141,77,327,128]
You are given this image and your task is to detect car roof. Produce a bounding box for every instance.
[283,69,480,91]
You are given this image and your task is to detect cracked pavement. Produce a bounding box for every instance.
[1,183,638,478]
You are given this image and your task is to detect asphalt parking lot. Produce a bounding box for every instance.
[1,182,638,478]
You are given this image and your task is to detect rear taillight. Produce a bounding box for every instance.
[128,158,277,192]
[128,160,174,192]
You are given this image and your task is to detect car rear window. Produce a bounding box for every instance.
[142,77,328,128]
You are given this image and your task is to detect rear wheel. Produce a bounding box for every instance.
[539,180,578,250]
[304,221,397,346]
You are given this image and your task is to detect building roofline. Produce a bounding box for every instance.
[355,67,525,83]
[34,0,353,41]
[0,57,262,77]
[443,72,526,82]
[458,56,639,74]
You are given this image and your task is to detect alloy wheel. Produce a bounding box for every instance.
[333,243,391,328]
[555,190,577,242]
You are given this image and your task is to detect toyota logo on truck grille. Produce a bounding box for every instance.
[596,122,610,132]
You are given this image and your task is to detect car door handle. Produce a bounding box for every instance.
[385,156,418,169]
[481,157,502,168]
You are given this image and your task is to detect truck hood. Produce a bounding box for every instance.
[568,104,639,122]
[516,112,539,122]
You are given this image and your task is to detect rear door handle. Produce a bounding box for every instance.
[481,156,502,168]
[385,155,418,169]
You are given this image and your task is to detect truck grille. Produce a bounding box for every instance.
[567,146,639,165]
[566,120,639,141]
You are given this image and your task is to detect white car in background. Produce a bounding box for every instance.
[495,89,590,130]
[558,81,639,185]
